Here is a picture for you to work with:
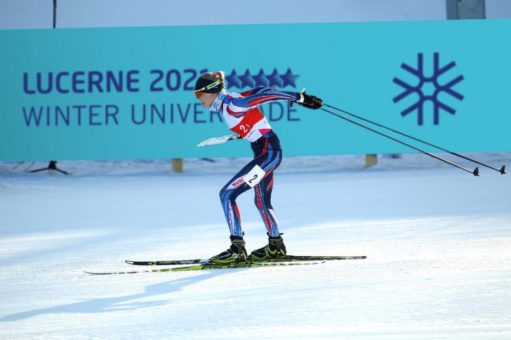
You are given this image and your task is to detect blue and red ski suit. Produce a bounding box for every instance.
[209,87,300,237]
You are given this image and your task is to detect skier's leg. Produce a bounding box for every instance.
[254,148,282,235]
[212,159,265,264]
[218,160,258,237]
[254,171,280,237]
[218,148,281,236]
[250,150,286,260]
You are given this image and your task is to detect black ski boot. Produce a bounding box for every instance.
[250,234,287,261]
[210,235,248,264]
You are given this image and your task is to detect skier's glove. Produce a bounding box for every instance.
[297,90,323,110]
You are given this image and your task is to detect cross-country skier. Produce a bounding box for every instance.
[193,71,323,264]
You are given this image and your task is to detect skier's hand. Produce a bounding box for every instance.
[297,90,323,110]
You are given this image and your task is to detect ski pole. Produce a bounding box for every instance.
[320,107,479,176]
[324,103,506,175]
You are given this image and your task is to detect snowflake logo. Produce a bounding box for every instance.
[393,53,464,125]
[225,68,299,89]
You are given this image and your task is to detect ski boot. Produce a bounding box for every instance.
[250,233,287,261]
[210,235,248,264]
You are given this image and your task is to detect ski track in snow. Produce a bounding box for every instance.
[0,154,510,339]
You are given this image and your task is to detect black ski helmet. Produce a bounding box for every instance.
[193,72,224,94]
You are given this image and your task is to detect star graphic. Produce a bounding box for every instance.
[253,69,270,87]
[225,69,242,89]
[280,68,299,88]
[267,68,284,88]
[239,69,256,88]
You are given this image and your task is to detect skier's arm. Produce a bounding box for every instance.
[229,87,300,111]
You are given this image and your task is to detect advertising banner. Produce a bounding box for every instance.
[0,20,509,160]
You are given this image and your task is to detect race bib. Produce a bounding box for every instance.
[243,165,266,187]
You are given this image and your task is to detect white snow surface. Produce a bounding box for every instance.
[1,153,510,339]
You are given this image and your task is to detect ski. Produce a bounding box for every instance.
[125,255,366,266]
[85,260,326,276]
[125,258,209,266]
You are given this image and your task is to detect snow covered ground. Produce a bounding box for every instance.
[0,153,510,339]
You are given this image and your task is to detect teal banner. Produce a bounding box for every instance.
[0,20,510,161]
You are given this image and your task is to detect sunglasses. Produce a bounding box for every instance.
[193,79,222,98]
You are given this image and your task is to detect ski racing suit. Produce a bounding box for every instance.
[210,87,300,238]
